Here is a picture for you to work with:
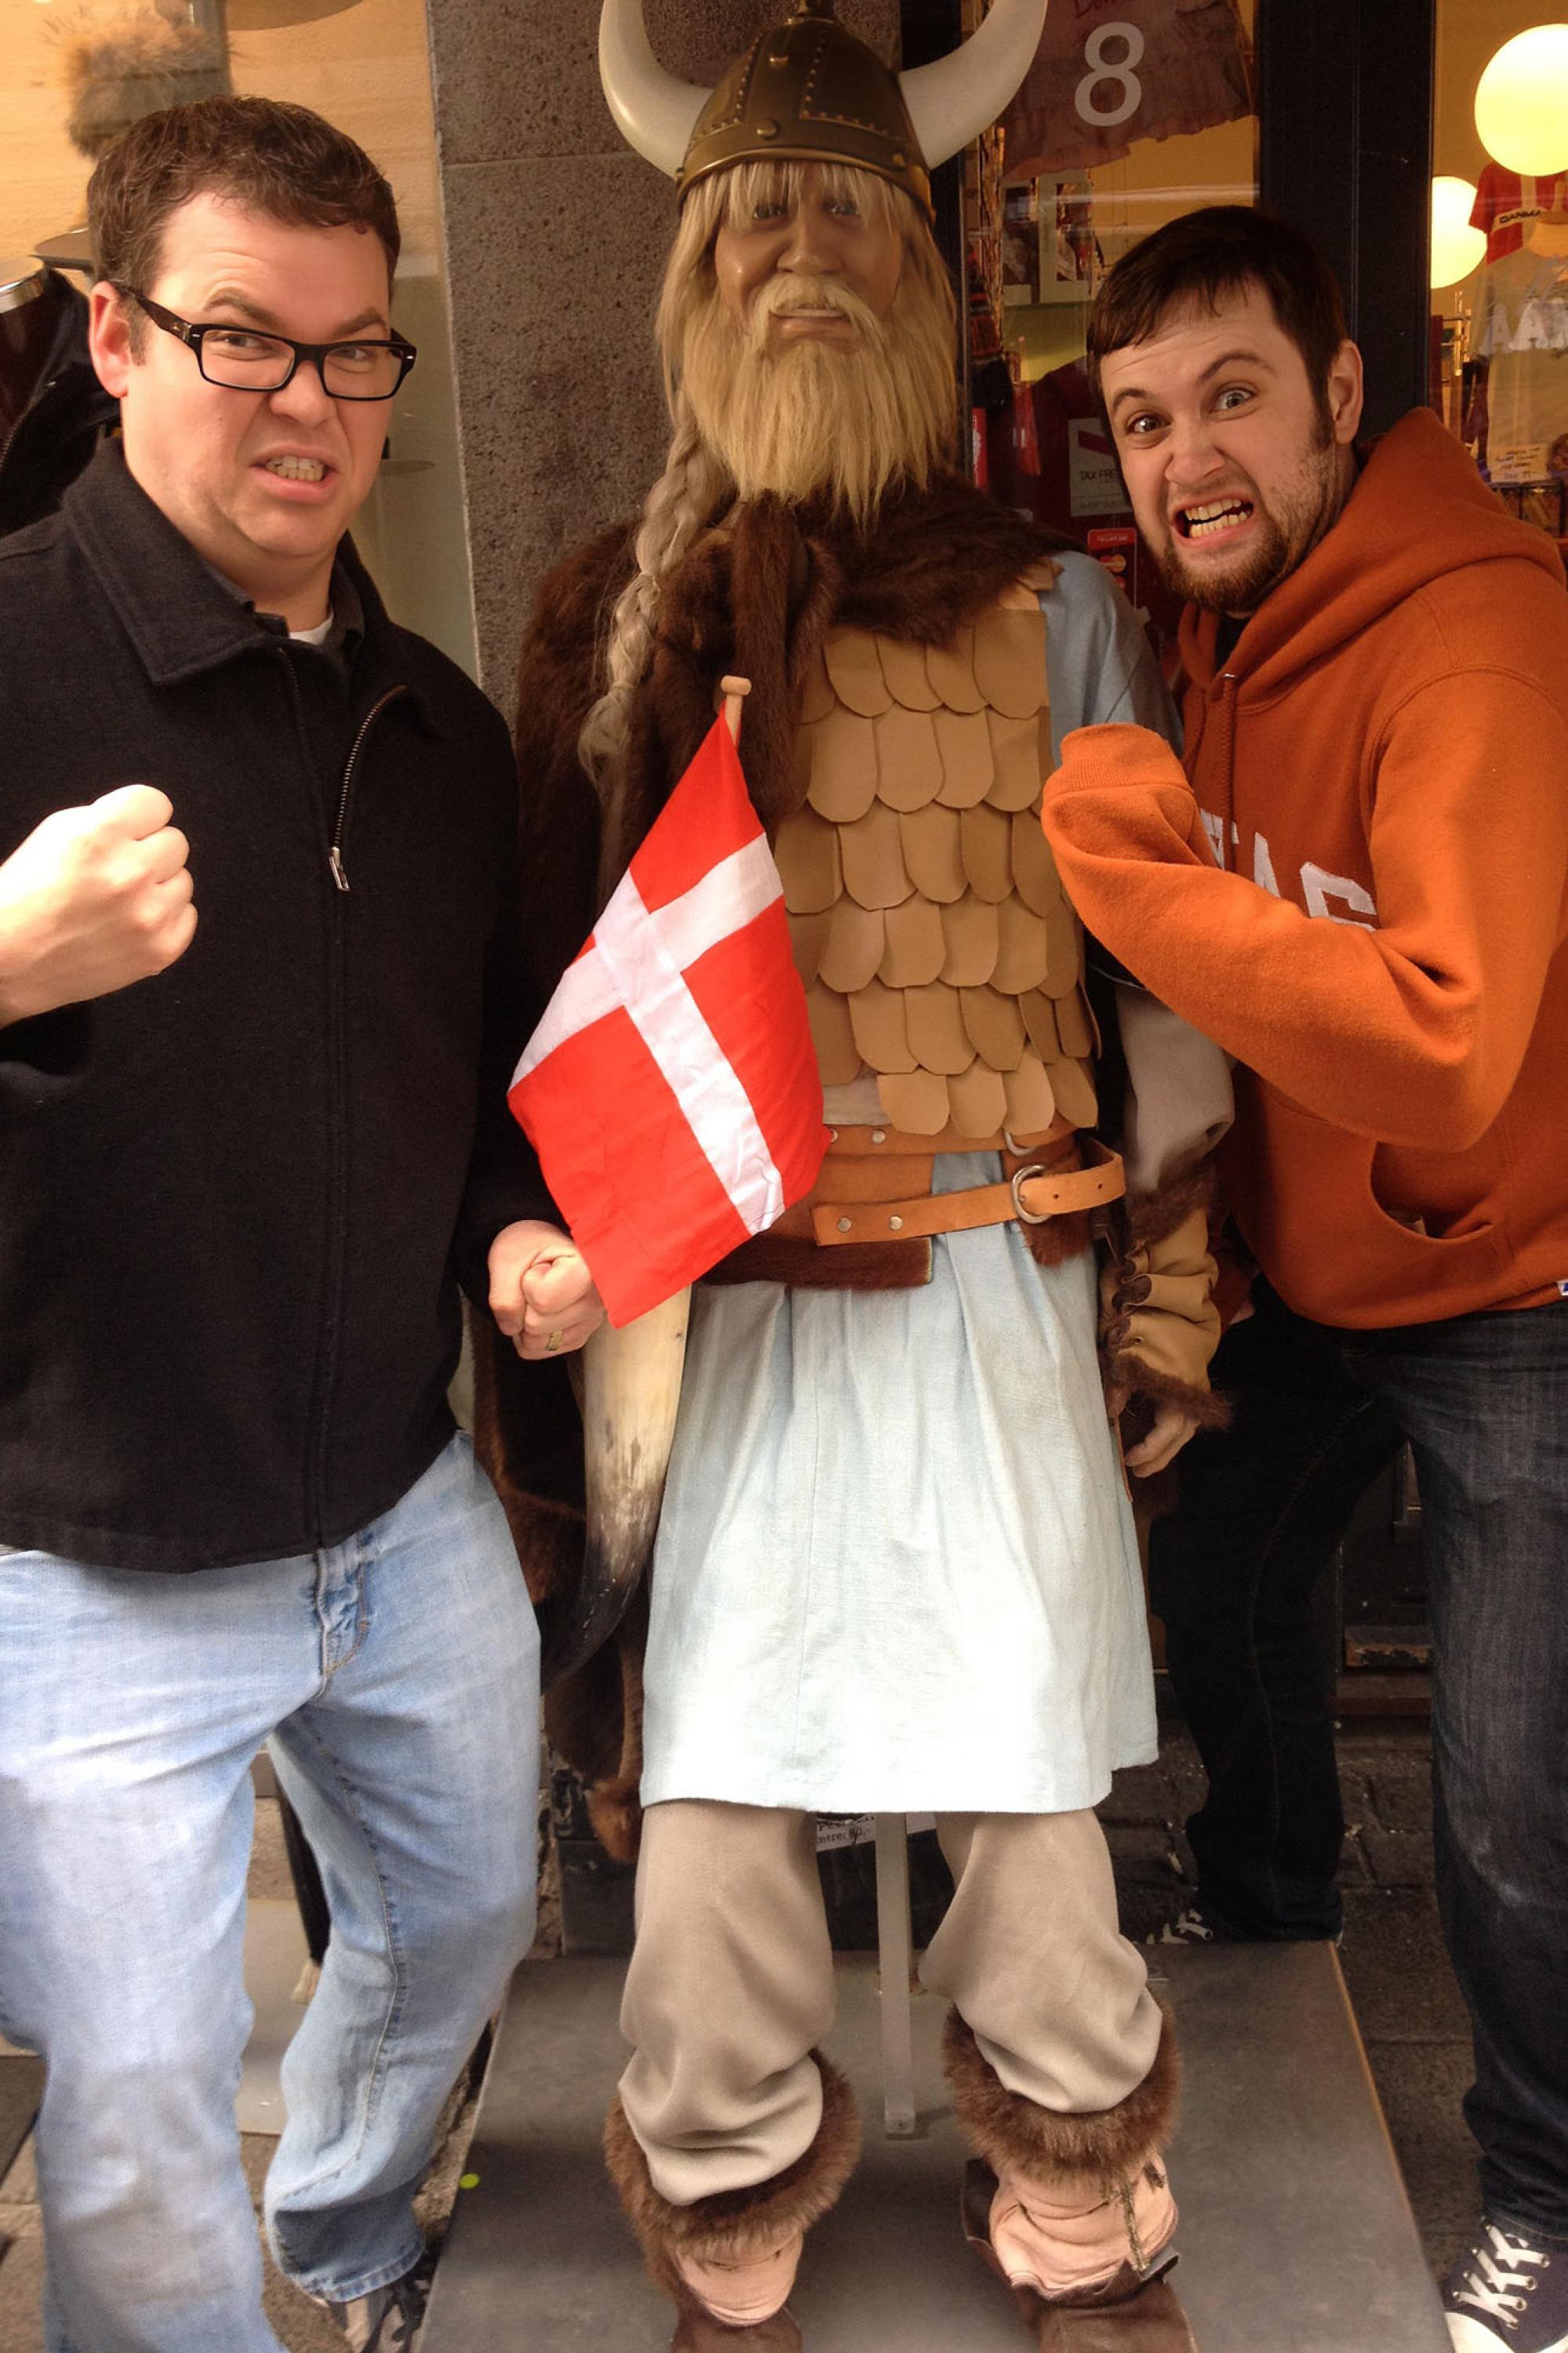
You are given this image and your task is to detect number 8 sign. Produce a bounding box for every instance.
[1001,0,1252,183]
[1076,22,1146,129]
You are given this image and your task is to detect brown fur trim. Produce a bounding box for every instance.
[583,1610,647,1862]
[1022,1209,1095,1271]
[514,519,634,766]
[943,2006,1180,2192]
[1122,1166,1218,1255]
[469,1317,587,1607]
[633,497,844,857]
[517,477,1063,955]
[832,480,1060,643]
[543,1638,623,1787]
[513,524,633,1008]
[541,1594,648,1861]
[496,1487,583,1610]
[1109,1356,1232,1432]
[586,1777,642,1865]
[604,2053,860,2308]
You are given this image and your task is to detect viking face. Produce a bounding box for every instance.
[713,162,906,350]
[660,158,958,525]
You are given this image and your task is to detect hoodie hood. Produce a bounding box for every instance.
[1178,409,1566,703]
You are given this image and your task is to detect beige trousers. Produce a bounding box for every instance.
[619,1801,1164,2206]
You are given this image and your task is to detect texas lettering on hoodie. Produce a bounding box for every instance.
[1042,409,1568,1330]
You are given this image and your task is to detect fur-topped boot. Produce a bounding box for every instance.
[604,2052,860,2348]
[945,2010,1197,2351]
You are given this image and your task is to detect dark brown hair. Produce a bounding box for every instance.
[88,95,400,322]
[1085,206,1348,412]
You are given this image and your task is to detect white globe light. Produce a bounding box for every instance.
[1475,24,1568,176]
[1431,176,1486,286]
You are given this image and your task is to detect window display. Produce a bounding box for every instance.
[1433,2,1568,557]
[0,0,476,669]
[970,0,1257,665]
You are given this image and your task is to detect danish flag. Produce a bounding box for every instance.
[508,714,829,1327]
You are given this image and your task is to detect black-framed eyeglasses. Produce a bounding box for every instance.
[115,287,417,401]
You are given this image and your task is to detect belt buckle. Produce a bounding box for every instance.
[1010,1163,1049,1225]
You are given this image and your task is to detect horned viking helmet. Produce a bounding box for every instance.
[599,0,1047,218]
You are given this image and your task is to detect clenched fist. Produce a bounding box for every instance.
[0,785,196,1023]
[488,1220,605,1359]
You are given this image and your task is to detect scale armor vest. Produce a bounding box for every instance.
[774,565,1101,1138]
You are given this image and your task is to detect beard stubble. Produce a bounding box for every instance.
[1156,415,1346,613]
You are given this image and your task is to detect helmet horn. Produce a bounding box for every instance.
[898,0,1048,169]
[598,0,710,178]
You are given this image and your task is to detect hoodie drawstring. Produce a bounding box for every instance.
[1215,672,1240,872]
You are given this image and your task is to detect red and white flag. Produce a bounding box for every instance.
[509,715,829,1327]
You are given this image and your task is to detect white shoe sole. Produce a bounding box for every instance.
[1448,2313,1568,2353]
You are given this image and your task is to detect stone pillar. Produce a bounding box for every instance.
[425,0,898,717]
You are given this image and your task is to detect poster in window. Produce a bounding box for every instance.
[1003,0,1253,181]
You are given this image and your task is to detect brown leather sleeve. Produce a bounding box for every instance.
[1099,1201,1228,1425]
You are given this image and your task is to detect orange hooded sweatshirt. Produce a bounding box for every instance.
[1042,409,1568,1330]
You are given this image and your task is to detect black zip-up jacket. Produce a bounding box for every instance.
[0,443,553,1570]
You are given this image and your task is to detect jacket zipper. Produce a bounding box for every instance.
[0,368,62,478]
[278,656,408,1543]
[328,685,407,890]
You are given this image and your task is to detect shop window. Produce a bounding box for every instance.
[1431,3,1568,559]
[964,0,1258,664]
[0,0,477,674]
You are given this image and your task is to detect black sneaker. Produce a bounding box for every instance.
[328,2252,436,2352]
[1443,2219,1568,2351]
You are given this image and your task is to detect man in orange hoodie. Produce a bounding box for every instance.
[1040,207,1568,2353]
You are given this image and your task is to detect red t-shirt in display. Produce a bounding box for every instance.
[1470,165,1568,263]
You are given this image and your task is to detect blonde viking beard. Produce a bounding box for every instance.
[675,256,957,530]
[677,272,955,526]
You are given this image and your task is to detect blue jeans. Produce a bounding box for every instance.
[0,1435,540,2353]
[1151,1285,1568,2241]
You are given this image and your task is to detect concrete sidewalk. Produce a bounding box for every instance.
[420,1940,1450,2353]
[0,1716,1472,2351]
[1101,1716,1475,2275]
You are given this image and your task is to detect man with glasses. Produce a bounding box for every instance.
[0,94,600,2353]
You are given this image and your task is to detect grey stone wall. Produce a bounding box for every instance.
[425,0,898,718]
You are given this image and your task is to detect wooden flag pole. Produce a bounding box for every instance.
[719,673,752,747]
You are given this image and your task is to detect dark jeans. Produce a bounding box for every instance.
[1150,1280,1568,2240]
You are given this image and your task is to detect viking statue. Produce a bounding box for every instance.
[477,5,1232,2344]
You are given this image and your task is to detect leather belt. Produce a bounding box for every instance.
[701,1120,1125,1291]
[811,1133,1124,1247]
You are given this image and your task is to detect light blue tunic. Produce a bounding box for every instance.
[641,556,1179,1816]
